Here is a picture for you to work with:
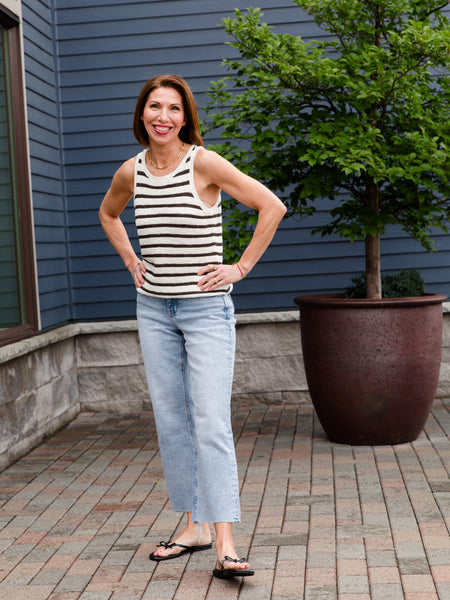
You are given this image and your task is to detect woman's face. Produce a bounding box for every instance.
[140,86,186,146]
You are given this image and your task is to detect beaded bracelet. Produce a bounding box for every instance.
[233,262,246,279]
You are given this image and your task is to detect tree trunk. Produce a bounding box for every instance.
[365,233,381,298]
[365,182,381,298]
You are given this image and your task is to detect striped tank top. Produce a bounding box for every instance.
[134,144,232,298]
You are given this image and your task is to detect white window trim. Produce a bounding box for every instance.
[0,2,21,19]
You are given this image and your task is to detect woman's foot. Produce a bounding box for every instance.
[213,522,254,577]
[150,521,212,561]
[214,539,253,576]
[213,555,255,578]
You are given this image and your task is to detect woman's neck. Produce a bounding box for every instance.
[147,140,186,171]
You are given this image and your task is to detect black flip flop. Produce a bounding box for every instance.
[213,555,255,578]
[149,540,212,562]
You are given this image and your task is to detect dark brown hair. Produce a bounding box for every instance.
[133,74,204,147]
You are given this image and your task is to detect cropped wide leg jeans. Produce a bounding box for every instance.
[136,293,240,524]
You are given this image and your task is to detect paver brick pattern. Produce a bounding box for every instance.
[0,400,449,599]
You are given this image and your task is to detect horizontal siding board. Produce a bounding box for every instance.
[61,41,238,70]
[70,236,140,259]
[34,240,69,261]
[59,46,233,79]
[30,176,64,198]
[56,7,308,43]
[72,256,132,276]
[71,270,134,287]
[62,193,126,214]
[62,119,133,138]
[25,88,59,119]
[63,177,130,196]
[37,257,71,277]
[27,123,61,149]
[73,283,136,303]
[38,273,71,295]
[56,0,297,21]
[69,209,135,229]
[23,43,55,71]
[22,7,53,43]
[33,211,66,229]
[73,303,135,321]
[31,225,67,243]
[62,97,136,118]
[24,75,58,106]
[55,1,302,27]
[70,225,139,245]
[27,154,63,179]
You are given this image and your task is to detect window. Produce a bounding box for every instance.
[0,8,38,345]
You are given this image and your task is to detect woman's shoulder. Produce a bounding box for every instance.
[118,155,138,177]
[112,155,138,193]
[194,146,228,173]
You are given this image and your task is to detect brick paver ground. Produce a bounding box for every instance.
[0,400,448,599]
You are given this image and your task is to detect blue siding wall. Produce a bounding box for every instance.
[55,0,316,319]
[22,1,450,326]
[22,0,71,329]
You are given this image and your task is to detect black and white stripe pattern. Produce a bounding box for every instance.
[134,145,231,297]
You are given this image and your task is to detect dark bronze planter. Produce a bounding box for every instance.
[294,293,447,445]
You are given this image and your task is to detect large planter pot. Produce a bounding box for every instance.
[294,293,447,445]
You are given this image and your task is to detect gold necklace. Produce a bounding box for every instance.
[148,142,185,170]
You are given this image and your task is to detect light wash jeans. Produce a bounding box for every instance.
[136,292,241,524]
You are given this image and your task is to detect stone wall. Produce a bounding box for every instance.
[0,313,306,470]
[2,307,450,471]
[0,326,81,471]
[76,312,309,411]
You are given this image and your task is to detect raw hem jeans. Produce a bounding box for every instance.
[136,293,241,524]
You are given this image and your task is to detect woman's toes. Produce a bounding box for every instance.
[223,557,249,570]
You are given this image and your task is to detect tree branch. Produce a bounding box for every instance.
[424,2,449,18]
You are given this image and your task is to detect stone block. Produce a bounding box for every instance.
[0,368,80,456]
[236,321,301,359]
[232,391,283,404]
[1,356,26,405]
[31,340,74,389]
[441,315,450,347]
[231,390,311,405]
[234,354,306,394]
[35,371,79,425]
[77,332,143,367]
[0,390,37,454]
[0,404,79,473]
[78,364,150,412]
[437,360,450,397]
[1,339,76,404]
[281,390,312,404]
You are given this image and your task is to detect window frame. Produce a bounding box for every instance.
[0,8,39,346]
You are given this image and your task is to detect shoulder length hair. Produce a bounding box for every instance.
[133,74,204,147]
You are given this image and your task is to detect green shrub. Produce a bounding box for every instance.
[345,267,425,298]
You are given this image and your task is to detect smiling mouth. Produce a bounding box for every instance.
[154,125,171,134]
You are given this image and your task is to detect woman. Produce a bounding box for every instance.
[99,74,286,579]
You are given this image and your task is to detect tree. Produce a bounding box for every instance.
[203,0,450,298]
